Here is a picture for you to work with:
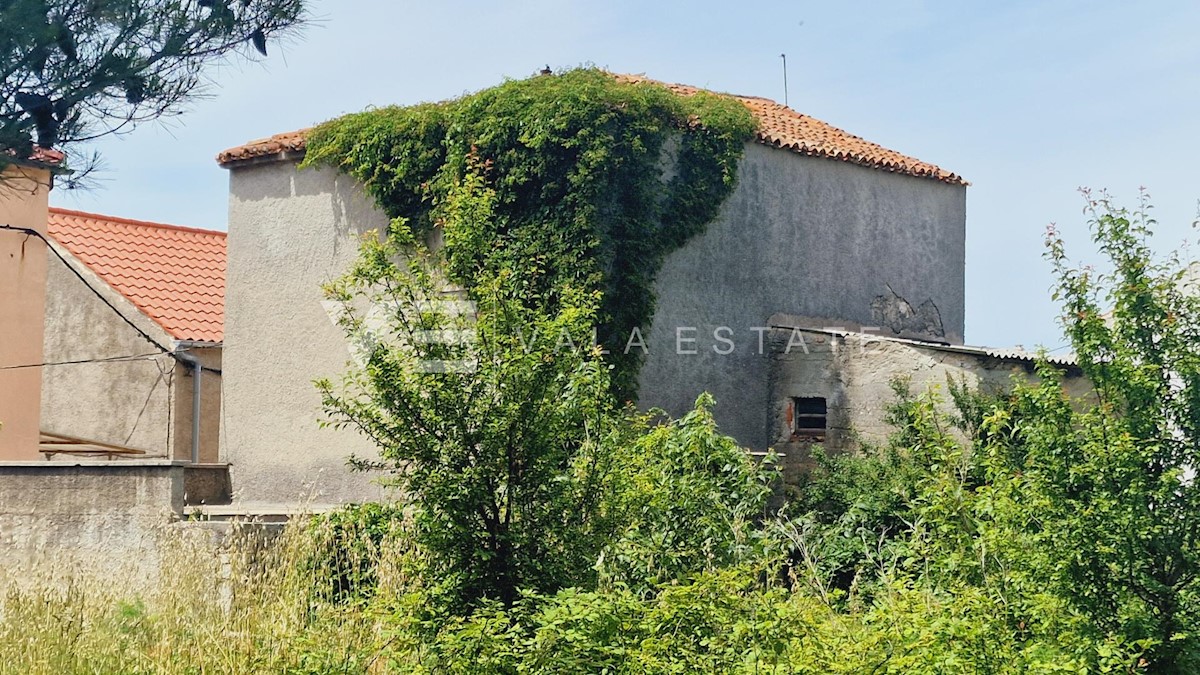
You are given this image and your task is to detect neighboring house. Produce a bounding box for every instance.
[39,208,225,464]
[2,204,226,464]
[1,193,229,571]
[213,74,971,507]
[0,159,55,460]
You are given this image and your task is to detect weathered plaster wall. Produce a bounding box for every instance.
[0,461,183,579]
[41,249,178,455]
[766,326,1093,481]
[220,142,964,505]
[638,144,967,449]
[170,345,222,463]
[0,165,51,460]
[223,160,391,507]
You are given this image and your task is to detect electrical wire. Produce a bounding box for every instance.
[0,223,221,375]
[0,351,167,371]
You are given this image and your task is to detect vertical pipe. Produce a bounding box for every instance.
[177,351,202,464]
[191,361,201,464]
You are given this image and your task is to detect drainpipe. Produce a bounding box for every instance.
[176,351,202,464]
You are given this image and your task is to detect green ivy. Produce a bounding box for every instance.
[303,68,757,400]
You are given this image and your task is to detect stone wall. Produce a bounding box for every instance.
[765,322,1093,482]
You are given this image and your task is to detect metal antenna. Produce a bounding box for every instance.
[780,53,789,107]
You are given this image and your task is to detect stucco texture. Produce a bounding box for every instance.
[220,141,965,505]
[637,144,967,449]
[0,462,182,579]
[0,165,51,460]
[38,247,223,461]
[223,161,392,507]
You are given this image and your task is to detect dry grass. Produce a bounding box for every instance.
[0,518,397,674]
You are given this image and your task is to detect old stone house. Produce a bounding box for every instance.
[211,74,991,508]
[0,75,1094,570]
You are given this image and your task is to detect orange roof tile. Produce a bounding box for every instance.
[615,75,964,184]
[30,146,65,164]
[217,129,309,166]
[46,208,226,343]
[3,145,65,167]
[216,74,964,184]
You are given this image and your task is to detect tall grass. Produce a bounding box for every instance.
[0,517,394,674]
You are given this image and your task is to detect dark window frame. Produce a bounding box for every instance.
[791,396,827,441]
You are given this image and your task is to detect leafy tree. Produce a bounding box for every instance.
[319,169,786,616]
[0,0,306,183]
[318,174,629,611]
[785,379,984,597]
[596,394,780,592]
[783,191,1200,671]
[977,190,1200,672]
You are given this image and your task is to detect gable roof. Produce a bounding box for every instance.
[216,73,964,185]
[46,208,226,343]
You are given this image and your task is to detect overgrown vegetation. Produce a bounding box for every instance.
[4,112,1198,669]
[303,68,758,398]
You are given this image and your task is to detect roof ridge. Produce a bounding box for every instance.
[214,72,965,185]
[48,207,227,238]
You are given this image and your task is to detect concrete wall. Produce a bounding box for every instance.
[0,164,51,460]
[638,144,967,449]
[766,325,1093,482]
[223,160,391,507]
[0,461,183,578]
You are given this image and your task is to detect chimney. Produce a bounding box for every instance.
[0,163,51,460]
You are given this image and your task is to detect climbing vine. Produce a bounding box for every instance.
[303,68,757,400]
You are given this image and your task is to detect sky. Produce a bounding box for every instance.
[50,0,1200,350]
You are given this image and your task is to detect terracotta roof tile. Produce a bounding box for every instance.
[3,145,65,167]
[216,129,309,166]
[216,74,964,184]
[29,146,65,164]
[616,75,963,184]
[46,208,226,343]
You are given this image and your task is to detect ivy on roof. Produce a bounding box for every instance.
[303,68,757,399]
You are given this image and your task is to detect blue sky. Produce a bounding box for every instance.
[51,1,1200,350]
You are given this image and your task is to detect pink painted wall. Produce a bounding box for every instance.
[0,165,51,460]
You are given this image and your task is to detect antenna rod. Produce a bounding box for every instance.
[780,53,789,107]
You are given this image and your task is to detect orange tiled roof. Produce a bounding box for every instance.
[216,74,964,184]
[46,208,226,343]
[615,75,964,184]
[217,129,309,166]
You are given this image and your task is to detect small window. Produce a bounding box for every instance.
[792,397,827,441]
